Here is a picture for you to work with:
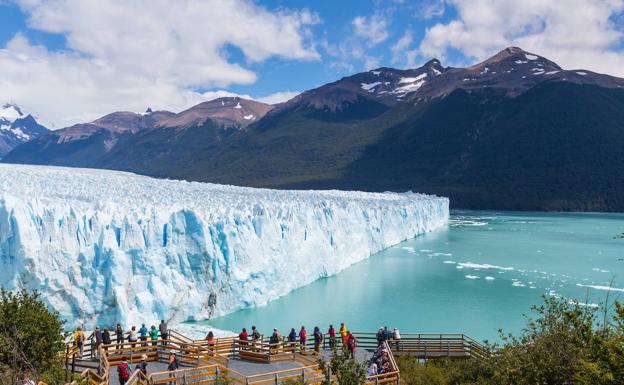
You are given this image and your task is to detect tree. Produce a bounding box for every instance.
[320,346,367,385]
[0,289,67,385]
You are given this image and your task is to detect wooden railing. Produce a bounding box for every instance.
[63,328,489,385]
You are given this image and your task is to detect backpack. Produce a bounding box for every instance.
[118,364,130,380]
[253,330,261,340]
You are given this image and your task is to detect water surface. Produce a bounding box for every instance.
[190,211,624,341]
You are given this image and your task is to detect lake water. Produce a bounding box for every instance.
[185,211,624,342]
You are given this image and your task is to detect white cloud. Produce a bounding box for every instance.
[352,12,390,47]
[418,0,446,19]
[391,29,420,67]
[256,91,300,105]
[418,0,624,76]
[0,0,320,126]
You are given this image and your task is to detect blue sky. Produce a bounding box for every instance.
[0,0,623,127]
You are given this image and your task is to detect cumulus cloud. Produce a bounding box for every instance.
[391,29,420,67]
[0,0,320,126]
[352,12,390,47]
[418,0,624,76]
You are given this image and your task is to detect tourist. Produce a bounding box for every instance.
[328,325,336,349]
[239,327,248,350]
[168,354,179,384]
[159,320,169,345]
[288,328,297,348]
[299,326,307,350]
[392,328,401,350]
[136,354,148,375]
[376,327,385,346]
[383,326,390,342]
[206,331,215,352]
[269,329,281,353]
[339,323,347,346]
[91,327,103,357]
[251,325,261,350]
[139,323,148,346]
[117,359,131,385]
[102,327,112,351]
[150,325,159,346]
[346,331,357,359]
[367,361,378,377]
[127,326,138,344]
[73,327,86,358]
[313,326,323,352]
[115,323,124,345]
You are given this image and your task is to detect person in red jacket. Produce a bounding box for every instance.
[298,326,307,350]
[117,360,130,385]
[328,324,336,349]
[239,328,249,350]
[346,331,357,359]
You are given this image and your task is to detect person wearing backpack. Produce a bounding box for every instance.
[347,331,357,359]
[313,327,323,352]
[251,326,261,351]
[117,359,131,385]
[298,326,307,350]
[392,328,401,350]
[102,327,112,351]
[73,327,86,358]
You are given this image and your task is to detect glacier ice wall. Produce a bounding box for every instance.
[0,164,448,328]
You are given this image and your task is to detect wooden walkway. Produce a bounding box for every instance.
[66,329,489,385]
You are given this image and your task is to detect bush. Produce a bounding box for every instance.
[320,346,367,385]
[0,289,67,385]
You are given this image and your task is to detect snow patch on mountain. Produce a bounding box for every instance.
[361,82,382,91]
[0,164,449,328]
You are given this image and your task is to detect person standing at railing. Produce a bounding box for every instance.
[102,327,112,351]
[376,327,385,346]
[339,323,347,346]
[159,320,169,346]
[251,326,261,351]
[298,326,307,351]
[139,324,148,346]
[206,331,215,353]
[150,325,159,347]
[328,325,336,349]
[346,331,357,359]
[127,325,138,344]
[115,323,124,346]
[313,327,323,352]
[383,326,391,342]
[73,327,86,358]
[90,327,103,358]
[239,327,249,350]
[367,361,378,377]
[392,328,401,350]
[117,359,131,385]
[288,328,297,349]
[269,328,281,354]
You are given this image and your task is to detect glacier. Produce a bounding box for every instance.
[0,164,448,328]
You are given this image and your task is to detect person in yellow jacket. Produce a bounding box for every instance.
[73,327,86,357]
[339,323,348,346]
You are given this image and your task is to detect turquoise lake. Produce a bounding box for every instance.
[191,211,624,342]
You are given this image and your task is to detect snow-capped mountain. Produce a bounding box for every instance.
[0,103,49,157]
[0,163,448,327]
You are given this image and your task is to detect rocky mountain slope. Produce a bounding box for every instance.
[5,47,624,211]
[0,103,49,157]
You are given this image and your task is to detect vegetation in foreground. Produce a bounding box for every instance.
[0,289,67,385]
[398,296,624,385]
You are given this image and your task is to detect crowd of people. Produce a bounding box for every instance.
[71,320,169,358]
[367,326,401,377]
[230,323,359,356]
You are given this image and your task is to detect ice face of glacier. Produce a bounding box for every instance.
[0,164,448,328]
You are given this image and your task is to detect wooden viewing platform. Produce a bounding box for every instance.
[64,329,490,385]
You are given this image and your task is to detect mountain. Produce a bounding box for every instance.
[5,47,624,211]
[4,97,272,169]
[0,103,49,158]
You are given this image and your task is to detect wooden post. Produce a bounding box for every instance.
[183,373,187,385]
[274,373,279,385]
[302,368,306,382]
[64,345,70,382]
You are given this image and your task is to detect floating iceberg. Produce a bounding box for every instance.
[0,164,448,328]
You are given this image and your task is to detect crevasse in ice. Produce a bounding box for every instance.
[0,164,449,327]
